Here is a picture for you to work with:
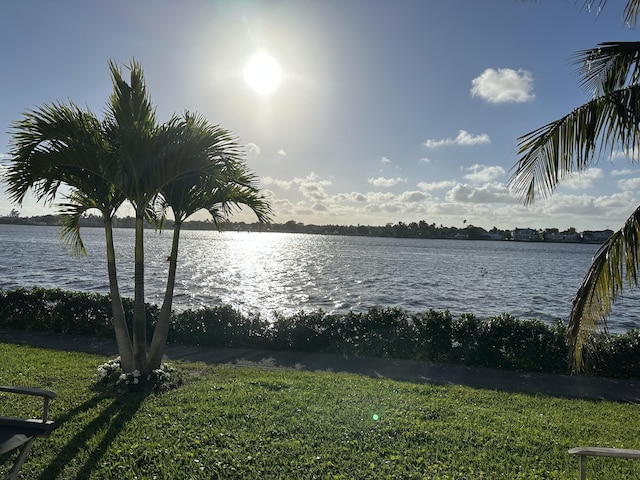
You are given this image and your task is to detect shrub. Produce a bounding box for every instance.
[169,305,268,349]
[0,287,638,378]
[334,307,415,358]
[412,310,454,362]
[468,315,568,373]
[270,309,339,352]
[583,330,640,379]
[0,287,157,337]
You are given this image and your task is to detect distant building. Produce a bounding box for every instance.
[582,230,614,244]
[543,230,580,243]
[511,228,541,242]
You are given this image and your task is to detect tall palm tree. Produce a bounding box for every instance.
[4,102,135,371]
[103,61,263,373]
[6,59,273,375]
[103,59,161,373]
[146,112,272,369]
[510,1,640,371]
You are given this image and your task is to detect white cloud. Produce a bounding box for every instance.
[445,183,516,204]
[617,176,640,192]
[300,183,328,200]
[610,149,640,161]
[277,149,287,156]
[296,172,332,200]
[368,177,407,187]
[562,168,603,190]
[539,192,637,224]
[379,156,392,164]
[418,157,431,164]
[417,180,457,191]
[399,191,430,202]
[423,130,490,148]
[245,142,261,155]
[463,164,506,183]
[612,168,635,177]
[261,176,293,190]
[470,68,535,104]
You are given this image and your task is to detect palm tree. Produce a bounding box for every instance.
[510,1,640,371]
[103,59,161,373]
[103,61,267,373]
[5,59,273,375]
[146,112,272,369]
[4,102,136,372]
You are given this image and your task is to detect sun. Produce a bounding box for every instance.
[244,52,282,95]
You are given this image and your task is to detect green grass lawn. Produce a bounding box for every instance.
[1,343,639,479]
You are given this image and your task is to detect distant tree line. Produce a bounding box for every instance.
[0,212,608,243]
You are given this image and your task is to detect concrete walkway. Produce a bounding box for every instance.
[2,328,639,403]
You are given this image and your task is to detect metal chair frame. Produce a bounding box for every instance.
[0,386,56,480]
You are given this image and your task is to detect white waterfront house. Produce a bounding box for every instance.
[582,230,614,243]
[511,228,541,242]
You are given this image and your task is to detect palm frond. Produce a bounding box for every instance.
[5,101,109,204]
[573,41,640,95]
[567,205,640,371]
[57,192,97,256]
[510,84,640,203]
[105,59,159,208]
[624,0,640,27]
[580,1,640,27]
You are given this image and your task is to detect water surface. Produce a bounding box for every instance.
[2,224,637,333]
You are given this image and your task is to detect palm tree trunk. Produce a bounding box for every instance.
[104,218,135,372]
[148,221,181,370]
[132,212,148,373]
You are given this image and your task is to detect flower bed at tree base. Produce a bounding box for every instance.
[1,287,638,379]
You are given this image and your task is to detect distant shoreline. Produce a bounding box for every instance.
[0,214,611,244]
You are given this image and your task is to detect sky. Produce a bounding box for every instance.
[1,0,639,232]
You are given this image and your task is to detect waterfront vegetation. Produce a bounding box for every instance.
[1,287,639,379]
[1,343,639,479]
[0,212,612,244]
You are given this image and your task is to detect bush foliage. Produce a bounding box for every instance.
[1,287,638,378]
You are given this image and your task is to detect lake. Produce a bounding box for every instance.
[1,224,638,333]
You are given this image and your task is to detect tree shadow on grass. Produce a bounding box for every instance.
[38,390,148,480]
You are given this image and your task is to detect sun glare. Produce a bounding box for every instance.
[244,52,282,95]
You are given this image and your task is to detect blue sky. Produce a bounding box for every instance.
[1,0,639,231]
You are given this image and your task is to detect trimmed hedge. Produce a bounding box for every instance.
[0,287,638,379]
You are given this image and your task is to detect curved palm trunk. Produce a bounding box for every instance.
[148,222,181,369]
[104,218,134,372]
[132,213,148,373]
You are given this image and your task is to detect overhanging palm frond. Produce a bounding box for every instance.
[206,184,273,228]
[580,1,640,27]
[5,102,110,205]
[58,194,95,256]
[573,42,640,95]
[624,0,640,26]
[510,84,640,203]
[567,205,640,371]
